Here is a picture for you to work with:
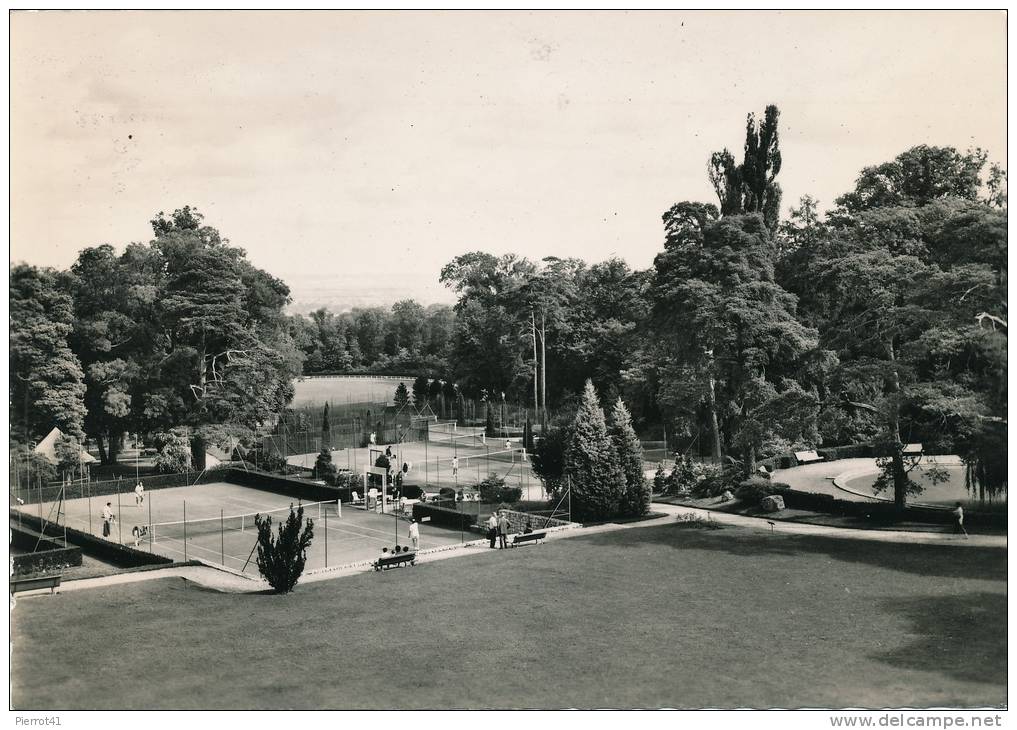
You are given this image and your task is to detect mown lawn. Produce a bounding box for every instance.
[11,523,1006,709]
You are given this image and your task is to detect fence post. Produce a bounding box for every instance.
[116,481,123,544]
[221,509,225,565]
[324,504,328,569]
[183,499,187,561]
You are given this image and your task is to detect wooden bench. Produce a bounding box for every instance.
[373,552,417,571]
[9,574,62,595]
[793,450,824,465]
[511,531,546,547]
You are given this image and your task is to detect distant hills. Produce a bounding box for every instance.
[282,272,456,315]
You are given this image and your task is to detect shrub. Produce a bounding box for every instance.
[476,474,522,504]
[314,447,337,483]
[653,464,668,493]
[690,464,741,498]
[735,476,791,506]
[254,504,315,594]
[675,512,723,530]
[665,456,702,495]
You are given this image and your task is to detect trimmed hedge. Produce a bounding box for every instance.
[10,524,83,576]
[411,502,478,530]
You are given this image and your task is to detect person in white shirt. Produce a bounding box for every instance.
[952,502,969,538]
[134,481,145,507]
[101,502,116,538]
[486,513,498,549]
[451,456,459,478]
[408,519,420,551]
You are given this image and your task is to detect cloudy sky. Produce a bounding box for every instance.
[10,11,1007,307]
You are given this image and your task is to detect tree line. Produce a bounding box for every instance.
[10,105,1007,511]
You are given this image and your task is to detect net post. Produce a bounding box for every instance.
[149,492,153,553]
[221,509,225,565]
[183,499,188,561]
[324,502,328,569]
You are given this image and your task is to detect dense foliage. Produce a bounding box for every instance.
[10,106,1007,509]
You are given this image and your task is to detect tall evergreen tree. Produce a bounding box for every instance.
[609,398,650,517]
[393,382,410,408]
[564,380,626,520]
[320,402,331,450]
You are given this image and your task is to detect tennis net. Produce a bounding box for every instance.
[142,499,338,542]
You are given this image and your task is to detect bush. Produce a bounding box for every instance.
[690,464,741,498]
[476,474,522,504]
[735,476,791,506]
[664,456,702,495]
[254,504,315,594]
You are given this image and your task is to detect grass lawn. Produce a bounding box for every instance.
[11,523,1006,709]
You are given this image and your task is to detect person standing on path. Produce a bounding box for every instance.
[497,511,509,549]
[952,502,969,538]
[486,513,498,548]
[408,518,420,552]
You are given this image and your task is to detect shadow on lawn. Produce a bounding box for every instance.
[586,523,1008,581]
[874,591,1007,688]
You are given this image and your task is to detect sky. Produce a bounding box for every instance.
[10,10,1007,308]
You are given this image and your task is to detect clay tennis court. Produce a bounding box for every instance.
[286,427,549,501]
[13,481,471,574]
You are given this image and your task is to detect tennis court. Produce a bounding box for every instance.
[13,481,471,574]
[287,424,549,501]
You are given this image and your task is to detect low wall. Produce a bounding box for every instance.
[12,510,173,568]
[10,523,83,576]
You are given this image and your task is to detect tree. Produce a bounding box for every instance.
[485,402,496,438]
[314,446,336,484]
[9,265,87,443]
[835,146,988,213]
[154,429,192,473]
[563,380,626,520]
[649,212,820,472]
[609,399,650,517]
[393,382,411,409]
[320,402,331,450]
[412,376,430,410]
[709,105,783,232]
[254,504,314,593]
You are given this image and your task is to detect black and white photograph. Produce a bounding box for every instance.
[6,8,1008,718]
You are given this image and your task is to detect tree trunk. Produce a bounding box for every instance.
[745,445,756,479]
[95,434,109,465]
[531,310,539,423]
[107,430,122,465]
[191,433,207,472]
[707,373,722,461]
[540,312,547,427]
[882,338,909,512]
